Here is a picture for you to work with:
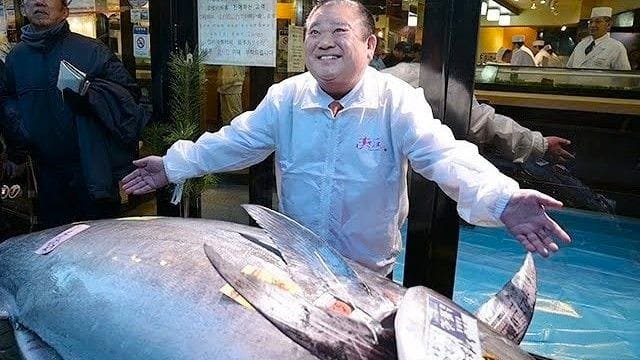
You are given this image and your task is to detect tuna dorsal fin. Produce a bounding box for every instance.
[241,204,369,305]
[203,243,395,360]
[475,252,537,344]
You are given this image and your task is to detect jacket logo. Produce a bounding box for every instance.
[356,136,387,152]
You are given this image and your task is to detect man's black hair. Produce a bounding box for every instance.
[306,0,375,39]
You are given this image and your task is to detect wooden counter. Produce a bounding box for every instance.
[474,90,640,116]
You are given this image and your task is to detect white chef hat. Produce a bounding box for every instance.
[533,40,545,47]
[512,35,525,43]
[590,7,612,18]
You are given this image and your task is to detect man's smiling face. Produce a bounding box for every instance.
[304,2,376,99]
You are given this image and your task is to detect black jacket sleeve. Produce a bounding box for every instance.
[84,47,149,145]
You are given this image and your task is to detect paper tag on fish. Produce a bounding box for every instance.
[35,224,90,255]
[220,284,255,310]
[313,293,354,316]
[240,265,302,295]
[425,295,482,360]
[220,265,302,309]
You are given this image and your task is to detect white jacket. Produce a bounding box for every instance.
[163,67,518,273]
[381,63,546,163]
[511,45,536,67]
[567,34,631,70]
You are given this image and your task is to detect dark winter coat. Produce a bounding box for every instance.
[3,21,148,200]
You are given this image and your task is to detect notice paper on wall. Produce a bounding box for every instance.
[287,25,305,73]
[197,0,277,67]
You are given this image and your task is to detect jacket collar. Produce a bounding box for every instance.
[591,33,610,46]
[21,20,70,51]
[299,67,380,111]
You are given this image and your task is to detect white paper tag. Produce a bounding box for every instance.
[426,295,482,360]
[35,224,90,255]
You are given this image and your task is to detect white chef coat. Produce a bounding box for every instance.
[511,45,536,67]
[163,67,518,273]
[381,63,547,163]
[566,33,631,70]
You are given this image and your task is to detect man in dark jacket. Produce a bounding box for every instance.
[3,0,148,229]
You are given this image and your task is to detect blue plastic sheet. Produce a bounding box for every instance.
[395,209,640,359]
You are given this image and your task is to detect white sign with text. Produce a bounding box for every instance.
[197,0,277,66]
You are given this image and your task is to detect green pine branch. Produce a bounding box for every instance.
[142,44,218,201]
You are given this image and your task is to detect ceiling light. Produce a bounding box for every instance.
[561,25,567,31]
[498,14,511,26]
[487,8,500,21]
[408,12,418,27]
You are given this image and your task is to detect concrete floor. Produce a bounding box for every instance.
[123,183,276,225]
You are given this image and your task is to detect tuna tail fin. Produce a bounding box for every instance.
[475,252,537,344]
[204,243,396,360]
[241,204,370,307]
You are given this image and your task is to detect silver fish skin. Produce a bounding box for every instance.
[0,218,316,360]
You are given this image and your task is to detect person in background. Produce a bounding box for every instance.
[534,43,562,67]
[3,0,148,229]
[410,42,422,62]
[368,36,386,70]
[566,7,630,70]
[122,0,571,275]
[381,62,574,164]
[532,40,545,57]
[383,41,412,68]
[218,65,246,125]
[495,47,512,63]
[511,35,536,66]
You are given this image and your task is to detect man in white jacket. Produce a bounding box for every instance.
[510,35,536,67]
[381,62,573,164]
[122,0,570,275]
[567,7,630,70]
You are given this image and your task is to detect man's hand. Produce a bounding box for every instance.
[545,136,574,163]
[120,156,169,195]
[500,189,571,257]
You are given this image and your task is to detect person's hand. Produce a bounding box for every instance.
[120,156,169,195]
[500,189,571,257]
[545,136,574,163]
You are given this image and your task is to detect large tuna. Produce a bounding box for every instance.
[0,205,536,359]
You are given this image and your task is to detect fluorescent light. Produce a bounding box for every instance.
[408,12,418,27]
[498,14,511,26]
[481,1,488,16]
[487,8,500,21]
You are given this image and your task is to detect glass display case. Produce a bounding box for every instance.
[475,64,640,99]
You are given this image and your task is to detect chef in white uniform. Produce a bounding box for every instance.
[533,41,561,67]
[510,35,536,67]
[566,7,631,70]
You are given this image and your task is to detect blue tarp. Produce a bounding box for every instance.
[395,209,640,360]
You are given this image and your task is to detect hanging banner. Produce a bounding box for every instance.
[276,28,288,73]
[287,25,305,73]
[197,0,276,66]
[133,26,150,58]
